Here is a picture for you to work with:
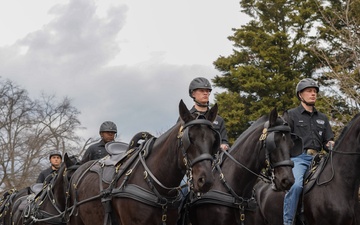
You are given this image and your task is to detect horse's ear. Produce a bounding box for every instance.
[282,110,290,123]
[64,153,72,167]
[179,99,193,123]
[269,107,278,127]
[207,103,218,122]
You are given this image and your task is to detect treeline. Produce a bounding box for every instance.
[0,79,86,191]
[212,0,360,144]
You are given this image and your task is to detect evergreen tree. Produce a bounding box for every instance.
[212,0,322,143]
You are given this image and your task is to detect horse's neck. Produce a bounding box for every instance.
[221,141,264,197]
[50,170,66,208]
[330,152,360,190]
[147,131,184,187]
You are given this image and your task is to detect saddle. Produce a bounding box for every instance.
[303,153,328,194]
[294,153,328,225]
[29,183,44,195]
[102,141,130,166]
[0,184,43,220]
[90,132,155,184]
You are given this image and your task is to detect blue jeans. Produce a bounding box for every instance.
[283,153,312,225]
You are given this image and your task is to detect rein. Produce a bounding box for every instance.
[315,147,360,186]
[219,122,294,185]
[25,162,80,224]
[220,150,271,183]
[183,119,294,225]
[69,118,219,225]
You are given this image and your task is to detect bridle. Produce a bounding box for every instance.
[262,119,294,168]
[182,118,296,225]
[23,161,79,224]
[99,118,221,225]
[178,117,220,189]
[259,119,295,189]
[217,118,294,187]
[137,117,220,194]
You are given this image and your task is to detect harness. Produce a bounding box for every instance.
[180,119,294,225]
[20,162,79,225]
[69,118,220,225]
[0,188,18,223]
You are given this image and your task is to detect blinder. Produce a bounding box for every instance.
[264,121,303,158]
[262,121,294,169]
[264,124,291,153]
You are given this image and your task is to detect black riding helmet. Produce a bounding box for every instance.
[296,78,319,100]
[99,121,117,133]
[189,77,212,108]
[49,150,62,160]
[188,77,212,98]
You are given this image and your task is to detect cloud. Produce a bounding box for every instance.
[1,0,221,144]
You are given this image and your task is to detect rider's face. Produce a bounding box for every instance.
[299,87,317,104]
[50,155,62,169]
[101,131,116,143]
[192,88,211,104]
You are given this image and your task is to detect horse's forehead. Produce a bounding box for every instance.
[187,125,218,150]
[188,124,214,138]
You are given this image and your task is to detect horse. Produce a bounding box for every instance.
[0,187,31,225]
[252,112,360,225]
[66,99,221,225]
[182,107,299,225]
[12,153,79,225]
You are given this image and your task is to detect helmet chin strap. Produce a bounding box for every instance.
[302,100,315,106]
[300,96,315,107]
[52,163,60,170]
[194,100,209,108]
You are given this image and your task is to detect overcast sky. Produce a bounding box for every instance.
[0,0,248,144]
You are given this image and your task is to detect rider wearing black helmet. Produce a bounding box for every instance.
[178,77,230,207]
[283,78,334,225]
[188,77,230,151]
[80,121,117,163]
[36,150,62,184]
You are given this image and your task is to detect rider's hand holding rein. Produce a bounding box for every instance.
[326,140,335,151]
[221,144,229,151]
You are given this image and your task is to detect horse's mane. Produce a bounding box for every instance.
[335,113,360,146]
[155,123,179,142]
[230,115,268,150]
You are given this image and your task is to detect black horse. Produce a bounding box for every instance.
[252,112,360,225]
[67,100,221,225]
[182,107,298,225]
[0,187,32,225]
[12,153,79,225]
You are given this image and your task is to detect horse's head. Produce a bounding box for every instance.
[178,99,220,193]
[52,153,79,205]
[262,108,295,191]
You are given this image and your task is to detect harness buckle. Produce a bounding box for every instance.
[259,128,267,141]
[306,149,318,156]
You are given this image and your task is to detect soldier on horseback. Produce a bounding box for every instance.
[36,150,62,184]
[188,77,229,151]
[80,121,117,163]
[283,78,335,225]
